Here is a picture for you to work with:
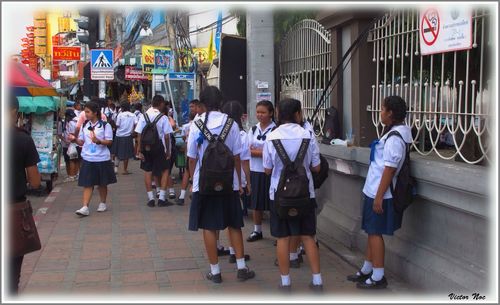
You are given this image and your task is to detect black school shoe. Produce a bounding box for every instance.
[309,282,324,292]
[206,272,222,284]
[278,284,292,293]
[158,199,174,207]
[147,200,155,207]
[217,248,230,256]
[176,198,185,205]
[236,267,255,281]
[229,254,250,263]
[247,231,263,242]
[356,276,388,289]
[347,270,372,283]
[274,258,300,268]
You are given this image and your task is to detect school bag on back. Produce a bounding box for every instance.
[272,138,312,219]
[387,130,417,213]
[141,114,164,152]
[195,115,235,196]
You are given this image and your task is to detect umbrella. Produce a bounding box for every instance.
[9,61,60,114]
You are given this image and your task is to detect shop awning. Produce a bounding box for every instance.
[17,96,61,114]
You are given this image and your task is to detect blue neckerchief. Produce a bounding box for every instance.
[196,132,205,145]
[369,139,380,163]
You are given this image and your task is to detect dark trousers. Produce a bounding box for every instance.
[10,256,24,295]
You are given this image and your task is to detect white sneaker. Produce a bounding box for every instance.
[63,176,74,183]
[97,203,107,212]
[75,206,90,216]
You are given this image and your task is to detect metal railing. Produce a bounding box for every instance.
[368,9,492,164]
[279,19,332,136]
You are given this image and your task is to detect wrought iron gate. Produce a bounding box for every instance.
[279,19,332,135]
[368,9,492,164]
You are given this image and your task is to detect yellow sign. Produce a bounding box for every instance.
[34,28,47,37]
[34,19,47,28]
[35,45,47,56]
[34,37,47,46]
[33,11,46,19]
[58,17,71,33]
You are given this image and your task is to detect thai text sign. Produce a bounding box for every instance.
[125,66,148,80]
[53,46,81,61]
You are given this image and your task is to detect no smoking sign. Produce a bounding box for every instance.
[421,9,440,46]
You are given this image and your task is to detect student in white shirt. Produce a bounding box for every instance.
[187,86,255,283]
[262,98,322,292]
[134,95,174,207]
[132,103,144,160]
[348,96,411,290]
[68,101,117,217]
[221,100,252,263]
[246,100,276,242]
[60,109,80,182]
[111,102,136,174]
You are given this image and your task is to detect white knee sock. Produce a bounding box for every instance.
[114,159,119,167]
[236,258,246,270]
[312,273,323,285]
[371,267,384,281]
[281,274,291,286]
[254,225,262,233]
[147,191,154,201]
[179,189,186,199]
[229,247,235,255]
[360,260,373,275]
[210,263,220,275]
[159,190,166,201]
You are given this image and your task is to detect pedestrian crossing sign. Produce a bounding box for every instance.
[90,49,114,80]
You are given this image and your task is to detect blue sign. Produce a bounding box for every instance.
[154,49,175,72]
[215,11,222,57]
[90,49,114,80]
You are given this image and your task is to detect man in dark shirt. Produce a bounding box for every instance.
[10,93,41,295]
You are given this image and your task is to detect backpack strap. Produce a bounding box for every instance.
[219,118,234,143]
[272,139,292,166]
[194,118,214,142]
[295,138,311,165]
[386,130,410,196]
[144,113,151,125]
[152,114,164,125]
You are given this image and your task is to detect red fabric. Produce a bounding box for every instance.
[8,61,52,88]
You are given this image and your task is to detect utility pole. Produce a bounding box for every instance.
[246,12,275,128]
[166,11,180,72]
[98,10,106,99]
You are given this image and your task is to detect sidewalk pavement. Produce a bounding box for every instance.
[17,160,411,300]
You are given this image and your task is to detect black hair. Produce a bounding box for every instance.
[189,99,201,105]
[134,103,143,112]
[152,95,165,108]
[277,98,302,125]
[120,102,131,112]
[199,86,223,112]
[84,101,102,120]
[382,96,407,136]
[97,98,107,109]
[221,100,244,130]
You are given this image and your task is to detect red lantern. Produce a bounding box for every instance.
[26,26,34,32]
[27,33,34,38]
[21,37,29,42]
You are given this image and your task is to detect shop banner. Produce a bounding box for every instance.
[154,48,174,73]
[53,46,81,61]
[125,66,148,80]
[142,44,156,73]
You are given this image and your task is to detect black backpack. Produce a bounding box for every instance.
[386,130,417,213]
[272,138,312,219]
[141,114,164,152]
[313,154,329,189]
[195,115,235,196]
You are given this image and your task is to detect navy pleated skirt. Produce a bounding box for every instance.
[270,198,318,238]
[361,195,403,235]
[188,191,245,231]
[111,136,135,160]
[249,171,271,211]
[78,160,117,187]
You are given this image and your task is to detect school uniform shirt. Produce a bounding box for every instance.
[115,111,136,137]
[239,130,251,187]
[248,121,276,173]
[102,107,116,120]
[78,120,113,162]
[76,111,107,129]
[134,108,173,154]
[134,110,143,125]
[63,119,77,148]
[187,111,242,193]
[362,124,413,199]
[303,120,314,133]
[181,121,192,139]
[263,123,321,201]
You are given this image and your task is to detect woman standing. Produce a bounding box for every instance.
[69,101,117,217]
[187,86,255,283]
[112,102,136,174]
[347,96,411,289]
[263,98,323,291]
[246,100,276,242]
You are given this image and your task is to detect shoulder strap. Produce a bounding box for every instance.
[152,114,164,125]
[387,130,410,153]
[194,118,214,142]
[272,139,292,166]
[144,113,151,125]
[219,118,234,142]
[295,138,311,165]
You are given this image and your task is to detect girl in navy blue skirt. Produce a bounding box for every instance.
[263,98,323,291]
[69,101,117,217]
[347,96,411,289]
[246,100,276,242]
[187,86,255,283]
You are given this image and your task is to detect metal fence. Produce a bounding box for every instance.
[279,19,332,136]
[368,9,492,164]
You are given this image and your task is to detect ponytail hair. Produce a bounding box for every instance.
[277,98,302,126]
[221,100,244,130]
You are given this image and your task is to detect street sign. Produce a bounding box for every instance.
[90,49,114,80]
[125,66,148,80]
[419,7,473,55]
[53,46,81,61]
[154,48,175,73]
